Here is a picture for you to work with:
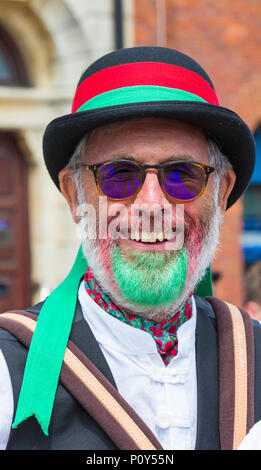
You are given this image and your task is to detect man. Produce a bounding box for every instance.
[1,46,261,450]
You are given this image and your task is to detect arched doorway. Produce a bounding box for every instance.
[0,24,31,311]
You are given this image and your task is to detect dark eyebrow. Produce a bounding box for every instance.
[110,153,195,164]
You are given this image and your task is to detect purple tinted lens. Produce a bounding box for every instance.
[98,161,142,199]
[162,162,205,200]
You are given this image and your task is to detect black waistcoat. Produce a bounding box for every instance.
[1,296,261,450]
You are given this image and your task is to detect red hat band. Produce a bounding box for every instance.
[71,62,219,114]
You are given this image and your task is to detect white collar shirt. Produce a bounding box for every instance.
[78,280,198,450]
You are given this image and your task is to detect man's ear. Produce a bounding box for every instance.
[58,168,79,223]
[219,169,236,212]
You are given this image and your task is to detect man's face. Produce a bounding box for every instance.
[60,117,235,320]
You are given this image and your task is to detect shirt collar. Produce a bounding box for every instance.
[78,280,196,361]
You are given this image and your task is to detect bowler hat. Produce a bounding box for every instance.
[43,46,255,209]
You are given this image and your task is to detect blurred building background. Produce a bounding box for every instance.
[0,0,260,311]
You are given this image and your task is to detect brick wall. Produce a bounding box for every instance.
[134,0,261,305]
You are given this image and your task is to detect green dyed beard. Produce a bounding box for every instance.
[111,245,188,308]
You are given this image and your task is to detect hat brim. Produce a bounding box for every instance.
[43,100,255,209]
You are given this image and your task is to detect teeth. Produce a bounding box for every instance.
[149,232,157,242]
[165,232,173,241]
[141,232,150,242]
[130,231,174,243]
[156,232,163,242]
[130,231,140,241]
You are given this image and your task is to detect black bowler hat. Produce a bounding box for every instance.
[43,46,255,209]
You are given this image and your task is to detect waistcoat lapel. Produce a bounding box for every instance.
[194,296,220,450]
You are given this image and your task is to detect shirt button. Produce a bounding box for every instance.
[155,411,170,429]
[149,366,162,382]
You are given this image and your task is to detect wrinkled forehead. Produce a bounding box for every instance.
[84,117,209,164]
[89,116,207,140]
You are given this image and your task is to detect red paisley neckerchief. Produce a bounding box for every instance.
[84,268,193,366]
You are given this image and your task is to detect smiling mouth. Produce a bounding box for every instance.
[124,226,184,244]
[114,229,184,252]
[129,231,174,243]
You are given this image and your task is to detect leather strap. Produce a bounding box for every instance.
[0,310,163,451]
[206,297,254,450]
[226,302,248,449]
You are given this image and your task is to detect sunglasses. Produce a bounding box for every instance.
[78,159,215,202]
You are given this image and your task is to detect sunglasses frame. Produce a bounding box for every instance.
[77,159,215,202]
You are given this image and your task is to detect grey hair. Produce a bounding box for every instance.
[207,137,233,199]
[64,132,91,203]
[207,137,233,175]
[65,125,233,205]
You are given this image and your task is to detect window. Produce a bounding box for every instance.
[0,24,29,86]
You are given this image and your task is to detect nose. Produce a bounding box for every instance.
[134,169,169,207]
